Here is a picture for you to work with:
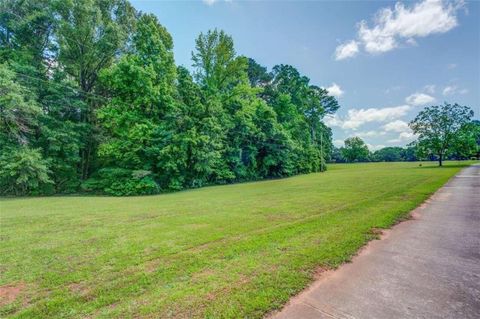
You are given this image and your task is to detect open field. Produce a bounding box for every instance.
[0,161,475,318]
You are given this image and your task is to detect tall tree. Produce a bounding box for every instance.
[0,1,88,193]
[34,71,86,192]
[55,0,136,179]
[305,85,338,170]
[409,103,474,166]
[97,13,176,192]
[0,64,53,195]
[170,66,228,188]
[192,29,248,95]
[0,0,55,68]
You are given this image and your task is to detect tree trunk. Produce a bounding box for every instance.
[439,153,443,167]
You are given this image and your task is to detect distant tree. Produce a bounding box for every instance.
[331,147,346,163]
[341,137,370,162]
[373,147,403,162]
[401,145,418,162]
[409,103,474,166]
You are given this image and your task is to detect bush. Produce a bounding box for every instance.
[81,168,160,196]
[0,147,52,195]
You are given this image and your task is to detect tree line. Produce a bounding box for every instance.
[0,0,339,196]
[333,108,479,165]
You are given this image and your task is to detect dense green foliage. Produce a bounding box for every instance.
[340,136,370,162]
[1,162,473,317]
[0,0,338,195]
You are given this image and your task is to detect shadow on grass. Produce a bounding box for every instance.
[414,162,478,169]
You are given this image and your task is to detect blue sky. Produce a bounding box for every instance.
[131,0,479,150]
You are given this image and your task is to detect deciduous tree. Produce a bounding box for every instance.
[409,103,474,166]
[341,137,370,162]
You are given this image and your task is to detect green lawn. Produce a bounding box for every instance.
[0,161,474,318]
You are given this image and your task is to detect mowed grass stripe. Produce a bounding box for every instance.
[0,162,473,318]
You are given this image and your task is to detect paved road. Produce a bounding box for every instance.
[272,164,480,319]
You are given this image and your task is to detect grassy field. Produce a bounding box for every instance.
[0,161,474,318]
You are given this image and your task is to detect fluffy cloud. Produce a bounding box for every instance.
[324,115,343,128]
[325,105,411,130]
[388,131,417,143]
[335,0,464,59]
[405,92,436,106]
[382,120,410,132]
[442,85,468,95]
[334,40,360,60]
[325,83,344,97]
[443,86,455,95]
[355,130,387,138]
[383,119,416,144]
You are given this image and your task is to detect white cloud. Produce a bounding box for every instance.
[443,85,455,95]
[442,85,468,95]
[388,131,417,143]
[355,130,387,138]
[326,105,411,130]
[325,83,344,97]
[324,115,343,128]
[383,120,410,132]
[334,40,360,60]
[336,0,464,59]
[405,92,436,106]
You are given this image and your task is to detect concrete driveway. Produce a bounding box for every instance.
[271,164,480,319]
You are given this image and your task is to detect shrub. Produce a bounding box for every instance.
[81,168,160,196]
[0,147,52,195]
